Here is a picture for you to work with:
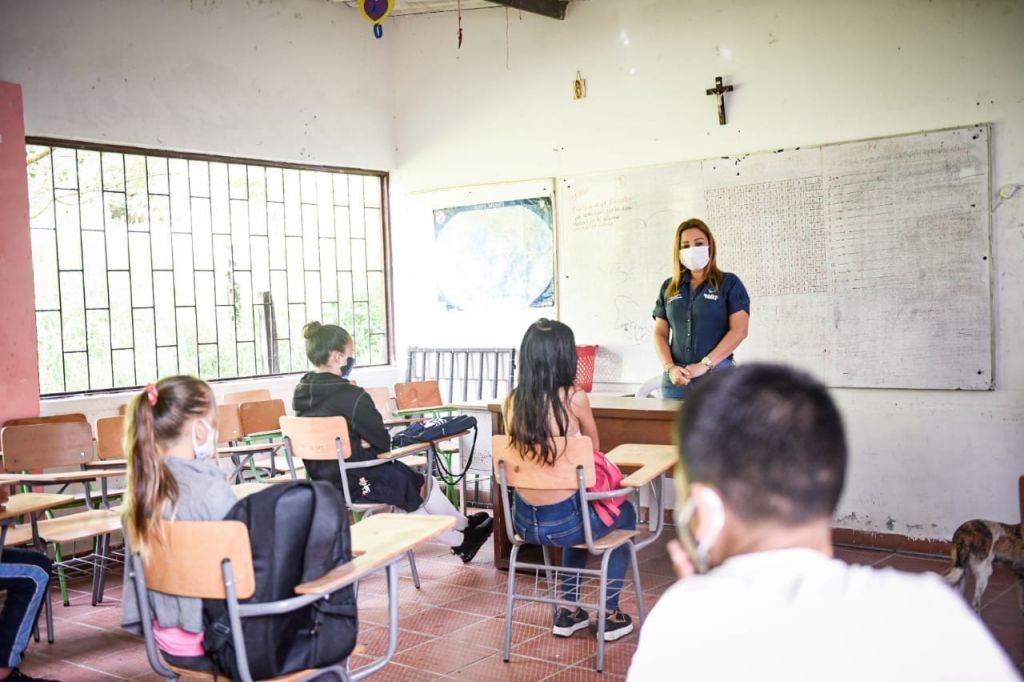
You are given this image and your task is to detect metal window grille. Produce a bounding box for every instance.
[25,139,391,396]
[405,347,516,403]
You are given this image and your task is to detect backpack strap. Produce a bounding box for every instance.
[303,483,357,617]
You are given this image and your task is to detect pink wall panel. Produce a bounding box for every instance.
[0,82,40,424]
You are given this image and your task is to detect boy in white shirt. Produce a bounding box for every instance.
[627,364,1020,682]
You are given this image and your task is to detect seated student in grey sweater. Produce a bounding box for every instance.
[293,321,492,563]
[120,376,238,672]
[627,364,1020,682]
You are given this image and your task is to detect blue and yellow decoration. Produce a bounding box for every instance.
[359,0,395,39]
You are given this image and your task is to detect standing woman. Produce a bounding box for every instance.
[652,218,750,399]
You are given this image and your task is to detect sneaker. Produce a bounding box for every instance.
[451,516,494,563]
[3,669,61,682]
[552,607,590,637]
[600,610,634,641]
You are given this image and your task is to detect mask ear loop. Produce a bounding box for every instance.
[696,488,726,559]
[675,489,726,574]
[675,497,709,574]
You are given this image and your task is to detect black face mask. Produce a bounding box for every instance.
[342,356,356,379]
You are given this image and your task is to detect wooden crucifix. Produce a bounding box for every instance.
[705,76,734,125]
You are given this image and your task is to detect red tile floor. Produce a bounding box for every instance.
[11,531,1024,680]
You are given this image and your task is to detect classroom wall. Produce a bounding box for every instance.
[0,82,41,425]
[0,0,395,170]
[388,0,1024,539]
[0,0,398,425]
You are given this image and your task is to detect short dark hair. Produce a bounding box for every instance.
[303,321,351,367]
[677,364,847,525]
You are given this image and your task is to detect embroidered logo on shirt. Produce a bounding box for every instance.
[703,292,719,301]
[358,477,371,495]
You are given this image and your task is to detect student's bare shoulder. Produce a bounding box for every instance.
[566,386,591,408]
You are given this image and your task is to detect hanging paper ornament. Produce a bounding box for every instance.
[359,0,394,39]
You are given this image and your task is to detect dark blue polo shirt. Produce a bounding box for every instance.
[652,272,750,366]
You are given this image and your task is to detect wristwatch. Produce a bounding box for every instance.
[700,356,714,371]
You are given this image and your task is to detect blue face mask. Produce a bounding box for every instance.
[342,356,356,379]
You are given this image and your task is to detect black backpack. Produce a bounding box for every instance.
[391,414,478,485]
[202,481,358,679]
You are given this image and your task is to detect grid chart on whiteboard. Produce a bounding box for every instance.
[705,177,826,298]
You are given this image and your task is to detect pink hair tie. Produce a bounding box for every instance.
[143,384,159,407]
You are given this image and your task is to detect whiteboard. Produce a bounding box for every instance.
[557,125,992,390]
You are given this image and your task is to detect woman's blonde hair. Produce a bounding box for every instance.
[123,375,214,557]
[666,218,724,298]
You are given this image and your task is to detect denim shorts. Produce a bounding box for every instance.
[512,493,635,547]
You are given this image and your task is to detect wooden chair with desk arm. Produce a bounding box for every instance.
[487,396,679,568]
[233,399,298,483]
[0,421,124,612]
[364,387,423,429]
[491,434,678,673]
[279,416,436,589]
[129,513,455,682]
[0,489,74,644]
[392,381,477,511]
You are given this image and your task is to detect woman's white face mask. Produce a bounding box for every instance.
[673,487,725,574]
[679,245,711,272]
[192,418,218,461]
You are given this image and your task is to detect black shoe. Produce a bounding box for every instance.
[600,610,634,641]
[3,669,61,682]
[466,511,490,528]
[552,607,590,637]
[451,516,493,563]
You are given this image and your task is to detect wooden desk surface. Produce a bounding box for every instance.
[0,492,75,521]
[606,444,677,487]
[216,443,283,457]
[295,514,455,595]
[0,470,124,485]
[84,459,127,469]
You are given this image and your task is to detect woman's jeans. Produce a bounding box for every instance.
[513,493,637,612]
[0,548,52,668]
[661,357,735,400]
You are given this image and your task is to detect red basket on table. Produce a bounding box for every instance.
[575,345,598,392]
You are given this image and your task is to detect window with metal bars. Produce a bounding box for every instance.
[25,139,391,396]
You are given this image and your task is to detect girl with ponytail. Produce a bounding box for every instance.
[121,376,237,671]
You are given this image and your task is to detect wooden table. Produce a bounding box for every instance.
[606,443,677,550]
[0,492,75,558]
[0,469,125,509]
[296,514,455,595]
[488,396,679,569]
[217,442,286,483]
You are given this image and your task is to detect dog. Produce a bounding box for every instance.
[943,519,1024,613]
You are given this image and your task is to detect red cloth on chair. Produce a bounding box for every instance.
[588,449,626,526]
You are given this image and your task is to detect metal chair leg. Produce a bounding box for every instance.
[629,542,646,624]
[406,550,421,590]
[95,534,111,604]
[595,550,613,673]
[44,573,55,643]
[53,544,70,607]
[503,543,521,663]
